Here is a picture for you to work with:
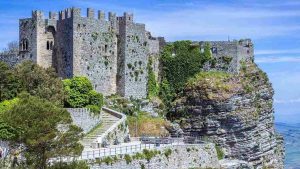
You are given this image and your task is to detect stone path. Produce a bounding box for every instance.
[81,111,120,149]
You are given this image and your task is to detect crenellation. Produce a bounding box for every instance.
[71,7,81,18]
[87,8,94,18]
[49,11,58,20]
[98,10,105,21]
[59,11,65,20]
[32,10,43,20]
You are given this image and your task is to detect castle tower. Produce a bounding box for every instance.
[117,12,149,98]
[19,10,57,68]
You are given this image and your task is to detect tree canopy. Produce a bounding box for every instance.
[63,76,103,113]
[2,93,83,169]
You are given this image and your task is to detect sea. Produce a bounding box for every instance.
[276,123,300,169]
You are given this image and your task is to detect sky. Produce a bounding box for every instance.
[0,0,299,124]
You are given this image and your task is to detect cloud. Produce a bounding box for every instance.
[275,98,300,104]
[255,49,300,55]
[134,3,300,41]
[255,56,300,63]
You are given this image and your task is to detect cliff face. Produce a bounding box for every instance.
[171,63,284,168]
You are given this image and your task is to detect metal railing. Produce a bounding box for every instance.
[50,137,206,163]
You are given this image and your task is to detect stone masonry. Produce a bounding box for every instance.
[9,7,165,99]
[199,39,254,73]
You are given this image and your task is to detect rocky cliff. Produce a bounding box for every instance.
[170,62,284,168]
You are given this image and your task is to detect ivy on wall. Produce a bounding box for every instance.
[160,41,212,97]
[147,57,159,98]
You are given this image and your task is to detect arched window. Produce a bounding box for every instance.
[20,39,29,51]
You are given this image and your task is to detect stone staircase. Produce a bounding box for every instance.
[81,110,120,149]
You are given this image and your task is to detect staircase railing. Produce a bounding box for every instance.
[91,107,127,148]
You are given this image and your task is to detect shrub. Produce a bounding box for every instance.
[124,154,132,164]
[215,145,224,160]
[49,161,89,169]
[164,148,172,159]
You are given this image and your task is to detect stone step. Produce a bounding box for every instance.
[81,111,121,148]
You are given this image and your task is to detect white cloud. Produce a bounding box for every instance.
[134,4,300,41]
[255,56,300,63]
[275,98,300,104]
[255,49,300,55]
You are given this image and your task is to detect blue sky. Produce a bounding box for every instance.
[1,0,300,123]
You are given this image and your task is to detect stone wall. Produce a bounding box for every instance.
[67,108,102,134]
[0,54,28,67]
[199,39,254,73]
[117,13,149,99]
[90,143,220,169]
[72,9,118,95]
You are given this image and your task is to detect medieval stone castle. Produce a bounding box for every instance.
[0,7,254,99]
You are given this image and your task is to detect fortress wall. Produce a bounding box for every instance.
[55,16,74,78]
[118,14,149,99]
[72,9,118,96]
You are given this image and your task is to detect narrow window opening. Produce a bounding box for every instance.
[50,41,53,50]
[105,45,108,53]
[47,41,50,50]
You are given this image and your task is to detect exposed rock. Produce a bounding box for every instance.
[171,63,285,168]
[220,159,254,169]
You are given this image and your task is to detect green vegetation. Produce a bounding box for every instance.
[2,93,83,168]
[215,145,224,160]
[164,148,172,159]
[63,76,103,114]
[0,61,65,105]
[49,161,90,169]
[124,154,132,164]
[142,149,160,162]
[127,112,168,137]
[147,57,159,98]
[160,41,213,106]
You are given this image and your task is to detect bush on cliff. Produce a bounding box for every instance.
[63,76,103,114]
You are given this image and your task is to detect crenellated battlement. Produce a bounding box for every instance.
[12,7,164,99]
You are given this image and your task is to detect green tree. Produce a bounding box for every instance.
[2,93,83,169]
[63,76,104,114]
[13,61,65,105]
[0,61,20,102]
[203,42,212,63]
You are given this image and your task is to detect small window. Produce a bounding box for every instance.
[47,41,50,50]
[105,45,108,53]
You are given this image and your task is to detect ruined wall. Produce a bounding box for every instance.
[19,17,36,62]
[118,13,149,99]
[199,39,254,73]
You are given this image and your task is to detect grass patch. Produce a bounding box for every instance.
[127,112,168,137]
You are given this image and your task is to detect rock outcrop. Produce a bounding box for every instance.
[171,63,284,168]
